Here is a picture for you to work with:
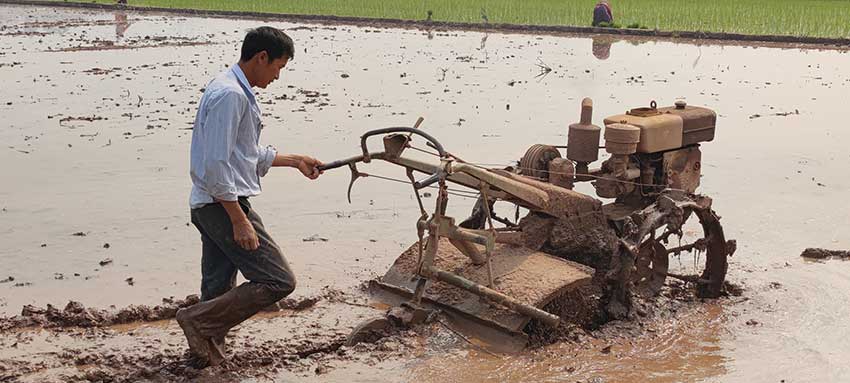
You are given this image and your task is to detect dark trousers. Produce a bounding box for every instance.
[184,197,296,338]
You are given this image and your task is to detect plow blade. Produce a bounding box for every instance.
[371,238,593,351]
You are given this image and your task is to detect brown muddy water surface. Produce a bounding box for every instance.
[1,4,849,382]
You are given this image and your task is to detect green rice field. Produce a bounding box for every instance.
[73,0,850,38]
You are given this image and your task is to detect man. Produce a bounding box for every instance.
[177,26,323,368]
[592,0,614,27]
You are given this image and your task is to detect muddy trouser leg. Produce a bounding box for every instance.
[186,198,296,341]
[196,228,237,354]
[199,228,238,302]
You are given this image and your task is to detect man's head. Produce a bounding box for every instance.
[239,26,295,89]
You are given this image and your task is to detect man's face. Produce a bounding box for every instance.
[256,51,289,89]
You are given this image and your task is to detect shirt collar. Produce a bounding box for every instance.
[231,64,256,104]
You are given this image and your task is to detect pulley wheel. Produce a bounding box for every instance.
[519,144,561,181]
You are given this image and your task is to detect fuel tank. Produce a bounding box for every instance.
[603,101,716,153]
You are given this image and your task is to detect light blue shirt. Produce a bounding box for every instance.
[189,64,277,209]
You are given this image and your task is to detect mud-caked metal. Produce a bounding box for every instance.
[320,98,733,349]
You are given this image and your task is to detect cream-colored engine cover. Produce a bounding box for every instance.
[603,113,684,153]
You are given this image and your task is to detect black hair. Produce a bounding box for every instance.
[240,26,295,62]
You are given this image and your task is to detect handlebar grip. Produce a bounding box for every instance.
[317,159,350,171]
[414,172,442,190]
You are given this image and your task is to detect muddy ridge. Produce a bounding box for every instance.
[0,287,406,382]
[0,293,331,332]
[0,282,731,383]
[3,0,850,49]
[0,300,420,383]
[0,296,199,331]
[800,248,850,260]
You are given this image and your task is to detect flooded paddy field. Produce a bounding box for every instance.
[0,3,849,382]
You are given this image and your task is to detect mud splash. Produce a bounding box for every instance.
[410,287,738,383]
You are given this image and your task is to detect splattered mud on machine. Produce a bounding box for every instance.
[319,98,736,349]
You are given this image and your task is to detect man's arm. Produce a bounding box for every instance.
[271,153,324,179]
[225,153,321,251]
[219,200,259,251]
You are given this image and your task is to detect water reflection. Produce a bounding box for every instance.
[592,35,613,60]
[114,11,130,39]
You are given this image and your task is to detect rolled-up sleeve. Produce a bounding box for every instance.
[201,90,245,202]
[257,144,277,177]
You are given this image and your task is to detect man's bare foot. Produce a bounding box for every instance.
[176,308,212,367]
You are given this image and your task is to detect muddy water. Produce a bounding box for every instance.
[1,3,849,382]
[412,303,730,383]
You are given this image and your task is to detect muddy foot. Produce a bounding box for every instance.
[208,334,226,366]
[175,308,214,368]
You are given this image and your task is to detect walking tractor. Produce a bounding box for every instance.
[319,98,736,349]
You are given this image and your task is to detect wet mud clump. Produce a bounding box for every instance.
[0,293,334,332]
[801,247,850,260]
[525,285,599,346]
[531,212,618,279]
[519,209,624,320]
[0,295,200,331]
[0,289,407,382]
[515,201,743,348]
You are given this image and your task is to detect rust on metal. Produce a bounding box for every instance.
[320,99,733,347]
[379,237,592,333]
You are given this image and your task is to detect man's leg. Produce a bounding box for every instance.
[178,199,296,366]
[177,210,238,366]
[198,228,238,362]
[199,229,238,302]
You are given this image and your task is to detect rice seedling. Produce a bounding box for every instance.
[69,0,850,38]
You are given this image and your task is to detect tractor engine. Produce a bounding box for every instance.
[560,99,716,202]
[512,98,727,318]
